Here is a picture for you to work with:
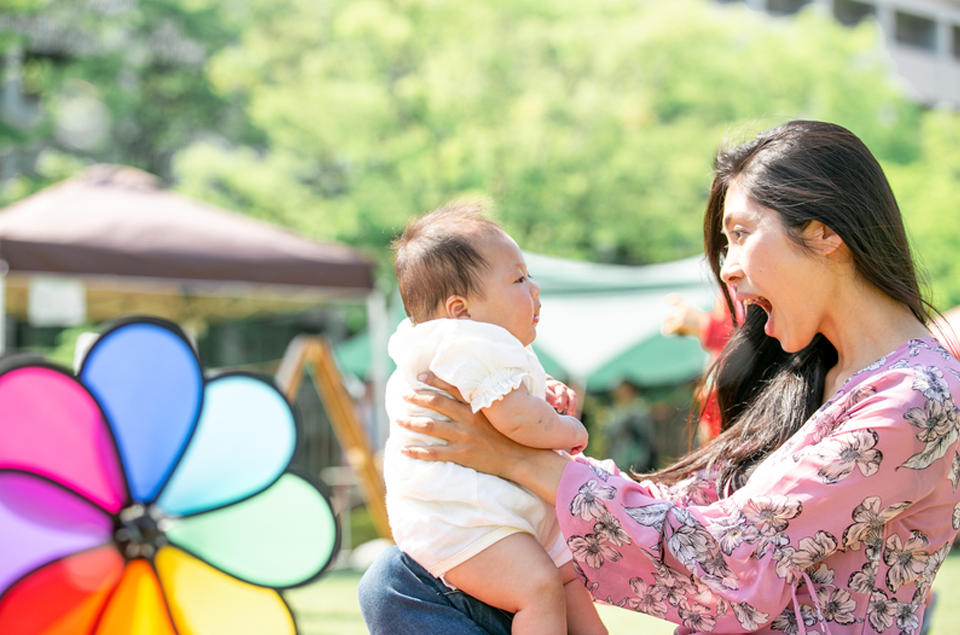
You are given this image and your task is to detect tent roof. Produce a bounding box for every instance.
[525,252,717,389]
[525,251,712,295]
[336,252,719,391]
[0,165,375,294]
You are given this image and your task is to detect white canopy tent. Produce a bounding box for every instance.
[337,251,719,395]
[525,252,718,390]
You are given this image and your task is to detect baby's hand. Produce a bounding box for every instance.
[567,424,588,456]
[545,376,578,415]
[568,442,587,456]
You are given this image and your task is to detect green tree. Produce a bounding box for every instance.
[887,110,960,308]
[5,0,960,308]
[175,0,929,276]
[0,0,257,202]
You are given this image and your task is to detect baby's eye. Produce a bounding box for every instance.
[515,275,526,284]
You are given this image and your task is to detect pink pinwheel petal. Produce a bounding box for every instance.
[0,366,126,513]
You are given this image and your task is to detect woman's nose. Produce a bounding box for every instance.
[720,254,740,286]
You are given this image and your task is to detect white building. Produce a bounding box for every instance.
[718,0,960,106]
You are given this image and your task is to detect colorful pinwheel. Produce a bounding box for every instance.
[0,317,340,634]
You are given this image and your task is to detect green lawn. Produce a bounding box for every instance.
[286,550,960,634]
[284,567,675,635]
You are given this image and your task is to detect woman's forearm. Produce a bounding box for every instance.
[398,372,573,507]
[501,446,569,507]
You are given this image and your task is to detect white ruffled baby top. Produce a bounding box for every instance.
[383,318,570,577]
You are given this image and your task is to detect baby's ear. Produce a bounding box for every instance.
[443,295,471,319]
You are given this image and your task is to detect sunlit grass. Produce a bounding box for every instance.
[287,550,960,634]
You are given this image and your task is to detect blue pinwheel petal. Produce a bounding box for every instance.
[157,374,296,516]
[79,321,203,503]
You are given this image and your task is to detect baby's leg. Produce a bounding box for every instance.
[559,561,609,635]
[443,532,566,635]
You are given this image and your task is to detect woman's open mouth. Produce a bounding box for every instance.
[742,297,772,313]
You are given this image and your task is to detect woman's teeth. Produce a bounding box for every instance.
[743,297,771,311]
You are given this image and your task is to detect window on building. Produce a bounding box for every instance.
[953,25,960,59]
[895,11,937,52]
[834,0,875,27]
[767,0,811,16]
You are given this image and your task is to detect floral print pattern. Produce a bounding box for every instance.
[567,532,622,570]
[901,396,960,470]
[815,429,882,484]
[556,338,960,634]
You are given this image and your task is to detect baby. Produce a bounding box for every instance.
[383,201,607,635]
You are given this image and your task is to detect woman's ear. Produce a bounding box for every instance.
[443,295,471,319]
[806,221,844,256]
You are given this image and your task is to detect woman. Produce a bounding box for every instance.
[359,121,960,635]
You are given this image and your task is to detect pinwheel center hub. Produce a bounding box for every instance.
[114,504,168,560]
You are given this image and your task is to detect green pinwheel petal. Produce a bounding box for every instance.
[164,473,338,588]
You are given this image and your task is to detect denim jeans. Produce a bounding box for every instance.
[357,545,514,635]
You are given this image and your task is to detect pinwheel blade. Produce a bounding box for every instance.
[0,366,126,513]
[80,321,203,504]
[157,374,296,516]
[95,560,176,635]
[0,472,113,597]
[165,473,339,588]
[156,546,296,635]
[0,546,124,634]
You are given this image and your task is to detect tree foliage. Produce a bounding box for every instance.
[175,0,927,264]
[4,0,960,306]
[0,0,256,198]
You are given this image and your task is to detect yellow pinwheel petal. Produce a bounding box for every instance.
[154,546,295,635]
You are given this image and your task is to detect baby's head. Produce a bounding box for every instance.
[393,201,541,346]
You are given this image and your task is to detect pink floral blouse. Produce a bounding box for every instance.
[557,338,960,635]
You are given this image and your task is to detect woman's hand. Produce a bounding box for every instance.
[399,371,571,505]
[662,293,705,338]
[399,372,524,479]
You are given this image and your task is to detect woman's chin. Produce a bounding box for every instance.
[776,334,816,354]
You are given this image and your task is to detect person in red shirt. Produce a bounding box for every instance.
[662,292,738,441]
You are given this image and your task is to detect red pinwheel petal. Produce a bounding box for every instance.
[0,545,124,634]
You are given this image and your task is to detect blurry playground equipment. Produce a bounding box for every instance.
[276,336,391,542]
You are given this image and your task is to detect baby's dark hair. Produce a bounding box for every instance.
[393,200,507,324]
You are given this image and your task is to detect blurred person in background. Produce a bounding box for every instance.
[663,291,739,442]
[603,380,658,473]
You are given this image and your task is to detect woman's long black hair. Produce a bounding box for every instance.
[650,120,937,496]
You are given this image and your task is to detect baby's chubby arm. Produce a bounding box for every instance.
[482,385,588,455]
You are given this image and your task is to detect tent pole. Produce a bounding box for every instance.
[0,260,7,355]
[367,289,389,450]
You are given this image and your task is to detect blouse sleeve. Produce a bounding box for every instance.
[428,321,540,412]
[556,364,960,633]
